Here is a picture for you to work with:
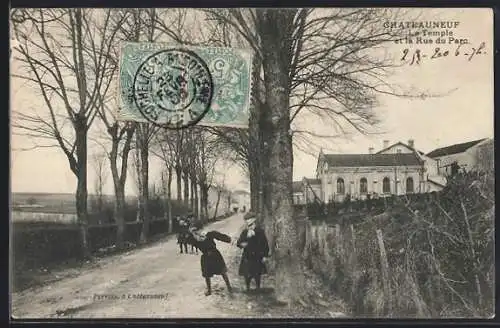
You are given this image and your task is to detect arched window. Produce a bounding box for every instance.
[337,178,345,194]
[383,177,391,193]
[360,178,368,194]
[406,177,414,193]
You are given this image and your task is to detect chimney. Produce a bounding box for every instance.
[383,140,389,149]
[368,147,374,154]
[408,139,415,149]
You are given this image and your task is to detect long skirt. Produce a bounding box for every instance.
[238,255,267,278]
[200,249,227,278]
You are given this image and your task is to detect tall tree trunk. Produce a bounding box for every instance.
[110,129,125,247]
[190,177,195,211]
[203,185,209,222]
[167,166,173,233]
[134,143,143,222]
[213,190,222,221]
[199,182,209,222]
[191,178,198,219]
[109,124,134,249]
[138,125,150,244]
[75,116,90,258]
[249,55,263,214]
[114,186,126,247]
[259,101,273,229]
[183,169,190,208]
[257,8,306,305]
[175,163,182,201]
[249,106,261,212]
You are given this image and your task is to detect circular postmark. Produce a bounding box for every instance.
[132,49,214,129]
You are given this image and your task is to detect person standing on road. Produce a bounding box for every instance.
[236,211,270,293]
[177,216,189,254]
[188,225,233,296]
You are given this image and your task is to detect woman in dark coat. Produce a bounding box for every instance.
[189,225,233,296]
[237,211,270,292]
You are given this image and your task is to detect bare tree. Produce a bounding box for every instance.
[151,129,177,232]
[91,152,108,220]
[181,131,193,210]
[197,8,434,305]
[211,178,226,221]
[172,130,186,203]
[125,8,162,244]
[90,9,143,248]
[192,128,229,222]
[11,8,126,257]
[210,168,233,221]
[94,110,136,247]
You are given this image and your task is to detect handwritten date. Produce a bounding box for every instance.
[401,42,486,65]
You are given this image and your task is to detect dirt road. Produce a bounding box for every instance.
[12,213,254,319]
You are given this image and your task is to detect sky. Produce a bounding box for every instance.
[10,8,494,196]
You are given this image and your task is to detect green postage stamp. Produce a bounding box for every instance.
[117,42,253,129]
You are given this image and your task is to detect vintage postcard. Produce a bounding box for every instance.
[10,8,494,319]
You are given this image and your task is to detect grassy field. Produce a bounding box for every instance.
[11,192,136,224]
[11,192,140,214]
[11,192,221,224]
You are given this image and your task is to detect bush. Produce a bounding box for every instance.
[304,170,494,318]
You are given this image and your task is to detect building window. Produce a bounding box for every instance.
[406,177,414,193]
[360,178,368,194]
[337,178,345,194]
[383,177,391,193]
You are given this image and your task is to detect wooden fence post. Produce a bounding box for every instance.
[376,228,393,317]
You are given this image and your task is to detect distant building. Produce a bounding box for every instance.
[311,139,446,203]
[427,138,493,176]
[377,139,446,192]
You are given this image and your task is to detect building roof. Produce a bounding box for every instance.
[426,139,488,158]
[303,178,321,185]
[376,141,425,155]
[292,181,303,193]
[322,153,423,167]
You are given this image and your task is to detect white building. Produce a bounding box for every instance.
[427,138,493,176]
[377,139,446,192]
[311,139,447,203]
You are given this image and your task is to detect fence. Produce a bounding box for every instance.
[301,192,441,222]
